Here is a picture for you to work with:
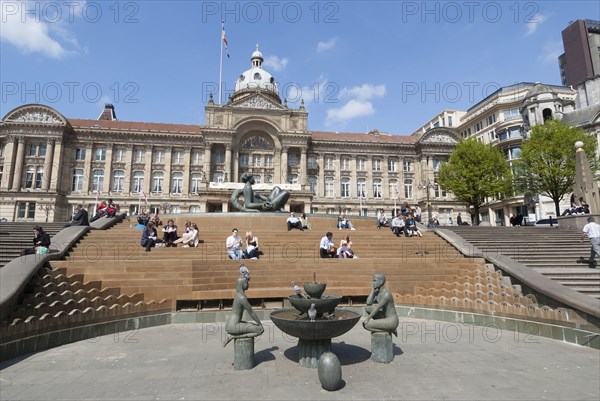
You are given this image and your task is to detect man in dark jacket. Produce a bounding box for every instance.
[65,204,89,227]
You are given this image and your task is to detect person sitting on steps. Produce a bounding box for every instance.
[286,211,303,231]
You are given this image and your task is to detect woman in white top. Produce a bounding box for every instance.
[173,223,199,247]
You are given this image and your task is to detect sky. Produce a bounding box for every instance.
[1,0,599,135]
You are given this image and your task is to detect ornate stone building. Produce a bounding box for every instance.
[0,47,462,222]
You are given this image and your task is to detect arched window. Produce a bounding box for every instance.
[404,179,413,199]
[373,179,382,198]
[152,171,164,193]
[25,166,35,188]
[357,178,366,198]
[35,167,44,189]
[308,176,318,195]
[132,171,144,193]
[112,170,124,192]
[171,172,183,194]
[341,177,350,197]
[92,169,104,192]
[191,173,202,194]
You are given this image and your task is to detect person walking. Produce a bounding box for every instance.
[581,216,600,268]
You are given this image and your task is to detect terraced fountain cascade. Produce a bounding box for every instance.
[269,275,361,368]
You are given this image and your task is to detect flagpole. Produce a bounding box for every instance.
[138,184,143,215]
[94,188,99,216]
[219,20,224,105]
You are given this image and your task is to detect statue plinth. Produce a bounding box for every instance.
[370,332,394,363]
[233,337,255,370]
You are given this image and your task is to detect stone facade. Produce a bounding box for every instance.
[0,50,463,223]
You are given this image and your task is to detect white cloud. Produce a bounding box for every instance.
[326,99,375,126]
[317,38,337,53]
[0,1,83,58]
[263,55,288,72]
[537,40,563,64]
[340,84,386,101]
[325,83,386,127]
[525,13,548,37]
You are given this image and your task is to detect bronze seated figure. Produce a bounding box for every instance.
[230,173,290,212]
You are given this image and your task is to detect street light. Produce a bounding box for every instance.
[417,179,434,224]
[160,202,172,214]
[38,203,54,223]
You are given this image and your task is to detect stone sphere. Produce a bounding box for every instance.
[318,352,342,391]
[575,141,584,149]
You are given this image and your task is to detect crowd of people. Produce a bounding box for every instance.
[140,219,200,252]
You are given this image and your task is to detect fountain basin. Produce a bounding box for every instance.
[270,308,361,341]
[288,295,342,315]
[303,282,326,299]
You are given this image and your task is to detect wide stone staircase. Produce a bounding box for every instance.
[441,226,600,299]
[39,214,588,326]
[0,221,171,350]
[0,222,65,267]
[3,213,596,360]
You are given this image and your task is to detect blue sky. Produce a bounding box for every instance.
[1,1,598,134]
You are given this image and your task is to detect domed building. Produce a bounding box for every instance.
[0,47,463,222]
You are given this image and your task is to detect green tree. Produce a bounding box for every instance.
[438,139,513,225]
[513,119,597,217]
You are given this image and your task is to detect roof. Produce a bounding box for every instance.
[311,131,416,144]
[68,118,202,133]
[561,105,600,127]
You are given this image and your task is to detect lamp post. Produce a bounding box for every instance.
[38,203,54,223]
[160,202,172,214]
[417,179,434,224]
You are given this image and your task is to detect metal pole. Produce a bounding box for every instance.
[426,182,432,223]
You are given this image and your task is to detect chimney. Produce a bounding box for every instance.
[98,104,117,121]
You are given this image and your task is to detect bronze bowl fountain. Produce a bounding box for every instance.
[270,279,361,368]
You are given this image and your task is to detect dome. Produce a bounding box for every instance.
[234,45,279,95]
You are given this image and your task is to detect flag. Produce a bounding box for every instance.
[222,22,230,58]
[143,192,148,204]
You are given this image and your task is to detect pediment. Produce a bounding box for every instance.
[420,128,459,145]
[3,104,67,125]
[231,94,285,111]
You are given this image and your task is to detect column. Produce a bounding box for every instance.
[366,155,373,200]
[164,146,172,195]
[83,142,93,193]
[1,135,16,190]
[182,146,191,194]
[334,154,341,197]
[232,148,239,183]
[123,144,133,194]
[49,138,63,192]
[41,138,54,191]
[143,145,153,195]
[281,146,288,183]
[225,144,232,182]
[300,148,307,187]
[11,136,26,190]
[204,144,212,183]
[383,156,390,199]
[350,156,357,198]
[103,143,113,194]
[318,153,325,198]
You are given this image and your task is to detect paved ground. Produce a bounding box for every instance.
[1,317,599,401]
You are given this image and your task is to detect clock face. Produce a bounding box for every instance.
[239,74,245,81]
[253,73,262,80]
